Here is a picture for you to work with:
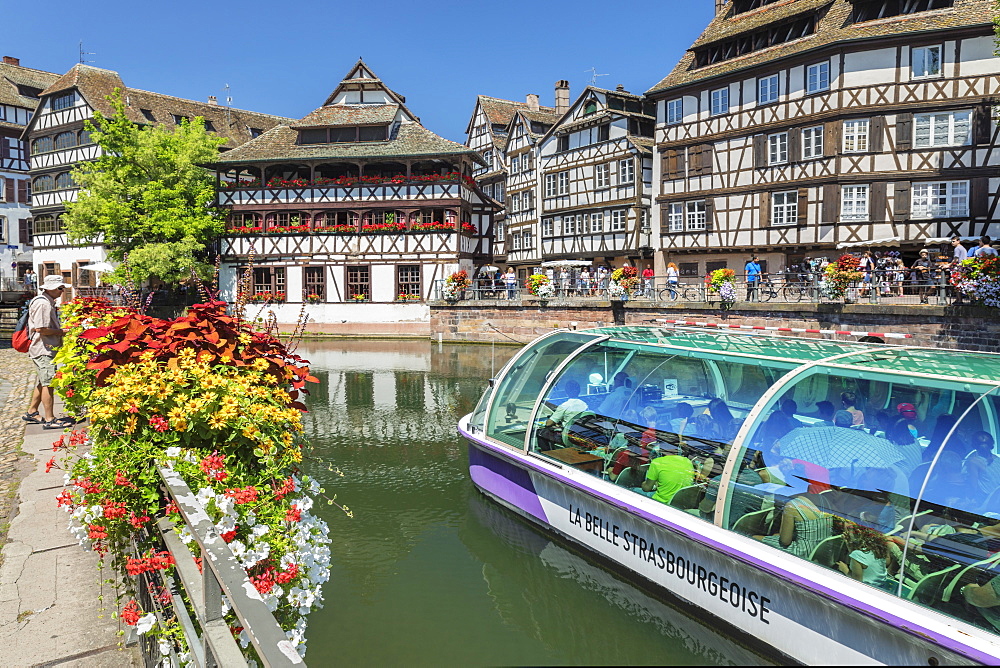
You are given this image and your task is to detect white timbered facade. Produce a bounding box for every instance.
[534,86,655,268]
[647,0,1000,277]
[208,61,495,318]
[0,56,58,288]
[24,63,288,297]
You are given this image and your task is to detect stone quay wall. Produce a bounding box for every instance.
[429,299,1000,352]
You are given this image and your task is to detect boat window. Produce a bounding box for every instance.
[485,332,597,449]
[527,339,791,519]
[723,366,1000,634]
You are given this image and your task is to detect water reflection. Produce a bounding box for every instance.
[298,340,769,666]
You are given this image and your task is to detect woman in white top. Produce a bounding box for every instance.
[665,262,679,299]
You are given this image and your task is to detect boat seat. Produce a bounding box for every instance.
[809,535,847,568]
[731,508,772,536]
[669,484,705,512]
[908,565,962,604]
[562,411,600,448]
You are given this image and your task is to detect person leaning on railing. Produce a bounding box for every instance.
[910,250,934,304]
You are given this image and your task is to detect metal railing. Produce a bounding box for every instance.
[137,465,303,668]
[433,270,957,306]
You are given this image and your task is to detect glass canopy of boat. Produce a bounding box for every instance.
[469,326,1000,641]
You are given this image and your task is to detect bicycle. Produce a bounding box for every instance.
[657,283,681,302]
[781,282,810,302]
[756,280,780,303]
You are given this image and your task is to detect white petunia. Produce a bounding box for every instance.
[165,447,181,458]
[136,613,157,635]
[195,487,216,508]
[158,638,171,655]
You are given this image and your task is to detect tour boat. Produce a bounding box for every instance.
[460,326,1000,665]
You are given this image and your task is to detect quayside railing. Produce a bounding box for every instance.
[131,465,304,668]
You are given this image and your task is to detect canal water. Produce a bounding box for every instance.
[298,340,769,666]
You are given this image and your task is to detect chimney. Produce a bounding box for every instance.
[526,93,539,112]
[207,95,218,105]
[555,80,570,115]
[2,56,20,66]
[616,84,625,92]
[715,0,728,16]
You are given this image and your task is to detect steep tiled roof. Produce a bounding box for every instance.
[320,60,417,120]
[35,64,291,148]
[647,0,995,94]
[292,104,398,128]
[478,95,557,127]
[0,62,60,110]
[207,121,486,165]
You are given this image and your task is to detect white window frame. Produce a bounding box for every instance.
[496,223,505,242]
[758,74,779,105]
[710,87,729,116]
[544,173,557,198]
[595,163,610,188]
[522,231,533,249]
[667,202,684,232]
[806,62,830,94]
[768,132,788,165]
[523,190,533,211]
[666,98,683,125]
[591,211,604,233]
[912,45,942,79]
[542,218,554,237]
[511,231,521,250]
[771,191,799,227]
[686,200,707,231]
[557,171,569,195]
[563,215,577,235]
[802,126,824,159]
[510,155,520,173]
[840,185,869,222]
[843,119,869,153]
[618,159,634,184]
[611,209,627,231]
[914,110,971,148]
[911,181,969,219]
[509,192,520,213]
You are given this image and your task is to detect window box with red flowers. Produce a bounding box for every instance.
[247,291,286,303]
[304,293,323,304]
[395,293,422,302]
[410,221,455,233]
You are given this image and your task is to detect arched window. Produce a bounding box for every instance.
[54,132,76,150]
[33,214,61,234]
[31,137,53,155]
[55,173,74,190]
[228,212,261,229]
[78,129,93,145]
[33,175,54,192]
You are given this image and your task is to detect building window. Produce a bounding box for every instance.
[758,75,779,104]
[686,200,707,231]
[542,218,553,237]
[172,114,189,125]
[802,126,824,159]
[521,231,533,249]
[54,132,75,150]
[912,45,942,79]
[598,124,610,142]
[249,127,263,138]
[557,171,569,195]
[668,202,684,232]
[611,209,627,231]
[509,192,520,213]
[50,92,75,111]
[346,266,370,301]
[666,98,683,125]
[204,120,216,132]
[591,211,604,233]
[482,150,493,170]
[618,159,634,184]
[511,232,522,250]
[31,136,53,154]
[558,135,569,152]
[54,173,74,190]
[914,110,971,147]
[32,175,54,192]
[303,266,326,301]
[595,163,610,188]
[806,62,830,93]
[78,129,92,145]
[912,181,969,219]
[33,214,63,234]
[523,190,533,211]
[140,109,156,122]
[252,267,286,298]
[544,174,556,198]
[768,132,788,165]
[772,191,799,226]
[397,265,421,297]
[510,155,520,173]
[840,185,869,221]
[843,119,869,153]
[563,215,577,235]
[523,153,533,171]
[496,222,505,241]
[710,87,729,116]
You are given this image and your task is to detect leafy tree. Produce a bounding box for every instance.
[64,89,226,285]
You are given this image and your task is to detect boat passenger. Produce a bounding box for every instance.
[836,523,892,590]
[886,417,922,475]
[670,402,694,436]
[920,451,980,513]
[923,414,962,463]
[538,380,589,450]
[598,372,633,417]
[780,399,806,429]
[965,431,999,497]
[814,400,836,427]
[707,398,736,440]
[614,455,647,490]
[699,466,763,521]
[896,402,920,438]
[961,573,1000,632]
[753,492,834,559]
[641,444,695,505]
[841,391,866,427]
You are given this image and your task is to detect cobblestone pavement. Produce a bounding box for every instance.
[0,348,37,549]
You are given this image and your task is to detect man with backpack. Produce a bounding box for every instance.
[21,275,70,429]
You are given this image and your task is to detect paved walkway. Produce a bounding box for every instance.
[0,349,141,667]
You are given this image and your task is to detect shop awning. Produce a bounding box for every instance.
[836,237,902,249]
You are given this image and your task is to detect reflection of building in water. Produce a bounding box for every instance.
[464,493,768,666]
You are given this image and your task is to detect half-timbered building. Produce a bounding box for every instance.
[0,56,57,287]
[534,85,655,271]
[647,0,1000,277]
[206,60,494,323]
[24,63,289,297]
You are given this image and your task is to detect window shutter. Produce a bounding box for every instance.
[0,140,7,159]
[895,112,913,151]
[701,144,714,175]
[869,116,885,153]
[893,181,910,221]
[661,151,669,178]
[753,135,766,167]
[822,184,839,223]
[19,219,30,245]
[2,178,11,203]
[797,187,809,225]
[788,129,801,162]
[824,121,840,157]
[687,145,701,175]
[759,191,771,228]
[16,179,27,204]
[971,177,988,219]
[973,105,992,145]
[704,198,715,232]
[871,182,887,222]
[676,148,686,178]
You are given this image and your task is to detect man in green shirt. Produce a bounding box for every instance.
[642,448,695,504]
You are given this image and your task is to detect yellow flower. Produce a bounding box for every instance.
[125,415,137,434]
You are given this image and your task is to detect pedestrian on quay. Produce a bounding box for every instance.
[951,236,969,304]
[745,255,762,302]
[22,275,71,429]
[642,264,655,298]
[22,268,36,291]
[504,267,518,300]
[976,236,998,258]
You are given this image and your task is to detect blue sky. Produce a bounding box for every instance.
[3,0,715,143]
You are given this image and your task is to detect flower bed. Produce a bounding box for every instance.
[49,298,332,662]
[820,254,864,300]
[953,256,1000,306]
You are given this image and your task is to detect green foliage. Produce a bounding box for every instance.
[64,89,226,284]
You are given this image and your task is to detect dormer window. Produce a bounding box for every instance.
[16,84,41,98]
[852,0,954,23]
[172,114,189,125]
[204,120,216,132]
[584,99,598,115]
[297,125,389,144]
[51,92,75,111]
[140,109,156,122]
[249,127,263,138]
